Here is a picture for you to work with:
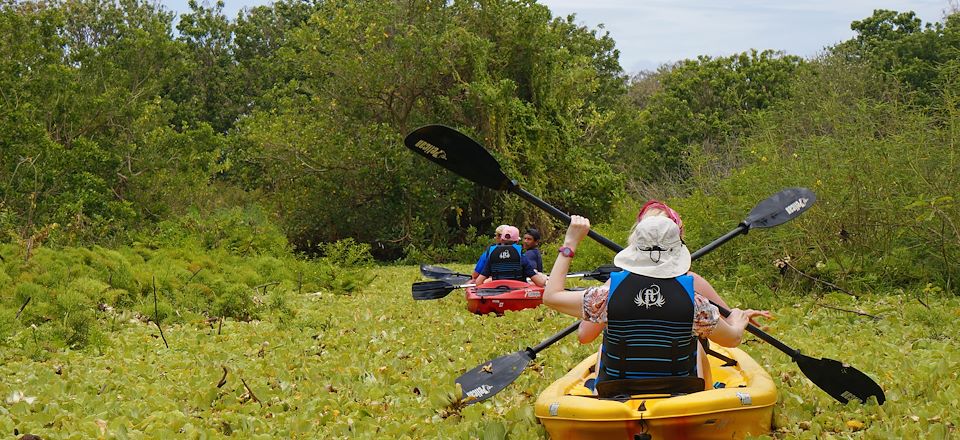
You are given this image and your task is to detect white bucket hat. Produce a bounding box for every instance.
[614,215,691,278]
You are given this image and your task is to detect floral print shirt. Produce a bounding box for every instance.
[581,285,720,338]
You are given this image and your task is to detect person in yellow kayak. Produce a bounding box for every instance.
[475,225,547,287]
[577,200,765,345]
[544,214,769,391]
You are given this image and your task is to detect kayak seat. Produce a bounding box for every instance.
[596,377,705,399]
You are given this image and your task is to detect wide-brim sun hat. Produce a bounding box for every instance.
[614,215,691,278]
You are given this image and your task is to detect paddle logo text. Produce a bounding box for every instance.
[785,198,809,215]
[465,384,493,399]
[414,140,447,160]
[634,284,665,308]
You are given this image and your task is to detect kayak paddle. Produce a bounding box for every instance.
[405,124,885,406]
[420,264,471,278]
[405,125,622,251]
[419,264,472,284]
[412,264,623,300]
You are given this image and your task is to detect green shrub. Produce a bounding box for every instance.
[136,298,176,324]
[132,205,290,256]
[214,283,258,321]
[52,290,96,348]
[13,282,51,327]
[0,267,11,290]
[67,277,110,303]
[0,307,17,344]
[301,261,375,296]
[320,238,374,268]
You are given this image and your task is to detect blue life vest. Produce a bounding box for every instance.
[488,244,524,280]
[597,271,697,383]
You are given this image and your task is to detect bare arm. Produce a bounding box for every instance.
[543,216,592,318]
[578,320,604,343]
[691,272,730,310]
[530,272,547,287]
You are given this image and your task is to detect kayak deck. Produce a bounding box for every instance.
[465,279,543,315]
[535,346,776,439]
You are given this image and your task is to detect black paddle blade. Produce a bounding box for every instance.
[419,264,471,284]
[404,125,513,191]
[411,280,457,300]
[795,353,886,405]
[456,349,535,405]
[744,187,817,229]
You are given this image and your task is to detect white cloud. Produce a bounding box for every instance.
[540,0,951,72]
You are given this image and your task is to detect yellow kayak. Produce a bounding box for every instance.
[535,346,776,439]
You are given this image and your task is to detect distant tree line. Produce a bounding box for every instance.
[1,1,957,269]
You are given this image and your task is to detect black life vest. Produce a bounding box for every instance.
[597,271,697,383]
[488,244,524,280]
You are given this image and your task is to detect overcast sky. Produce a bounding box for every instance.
[163,0,954,73]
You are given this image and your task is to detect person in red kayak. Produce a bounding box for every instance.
[470,224,510,282]
[475,225,547,287]
[544,214,769,391]
[522,227,544,273]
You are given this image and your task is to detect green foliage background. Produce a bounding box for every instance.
[1,1,959,438]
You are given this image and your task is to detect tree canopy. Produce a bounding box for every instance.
[1,2,957,281]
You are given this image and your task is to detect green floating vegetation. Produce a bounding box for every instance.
[0,265,956,438]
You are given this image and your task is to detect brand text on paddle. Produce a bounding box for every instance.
[785,198,809,215]
[466,384,493,399]
[414,140,447,160]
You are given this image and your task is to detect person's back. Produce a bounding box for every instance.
[472,224,509,281]
[543,215,767,393]
[598,270,697,381]
[476,226,548,287]
[486,243,524,280]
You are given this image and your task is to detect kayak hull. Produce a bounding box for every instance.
[535,346,776,440]
[465,279,543,315]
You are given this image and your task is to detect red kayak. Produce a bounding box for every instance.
[465,279,543,315]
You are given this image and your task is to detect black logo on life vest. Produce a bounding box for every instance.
[634,284,665,308]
